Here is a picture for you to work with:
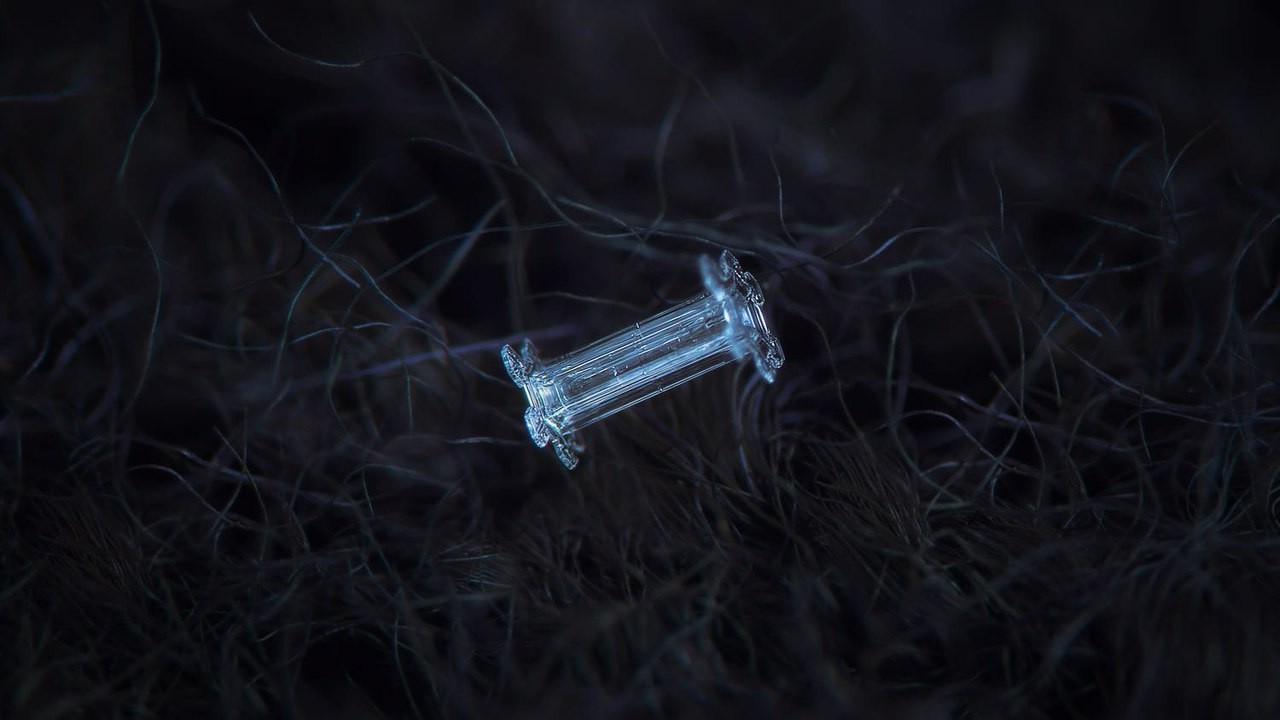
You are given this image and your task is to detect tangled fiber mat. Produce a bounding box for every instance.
[3,1,1278,717]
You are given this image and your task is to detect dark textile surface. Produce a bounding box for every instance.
[2,1,1278,717]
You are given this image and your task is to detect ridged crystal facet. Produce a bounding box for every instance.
[501,251,783,469]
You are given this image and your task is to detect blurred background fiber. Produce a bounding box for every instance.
[2,1,1279,717]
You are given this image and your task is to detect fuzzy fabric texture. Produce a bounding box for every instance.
[3,1,1279,717]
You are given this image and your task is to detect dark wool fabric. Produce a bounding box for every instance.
[3,2,1279,718]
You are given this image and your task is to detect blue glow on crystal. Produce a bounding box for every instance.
[502,251,783,468]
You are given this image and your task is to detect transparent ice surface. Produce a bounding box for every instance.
[502,250,783,469]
